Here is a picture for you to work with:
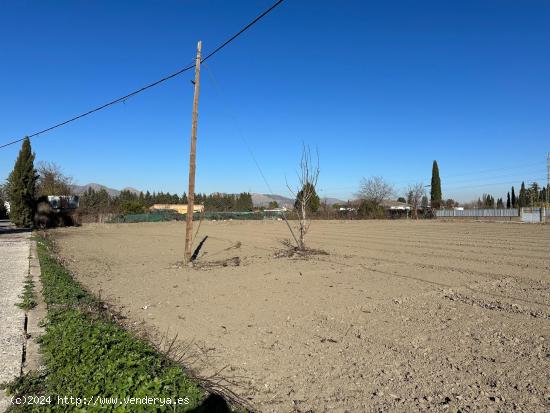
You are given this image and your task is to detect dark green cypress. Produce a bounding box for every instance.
[511,186,516,208]
[430,160,442,209]
[294,183,320,213]
[506,192,511,209]
[7,137,37,227]
[518,182,527,207]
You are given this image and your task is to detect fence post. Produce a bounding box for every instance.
[541,207,546,223]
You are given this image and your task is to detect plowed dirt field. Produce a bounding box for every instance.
[54,220,549,412]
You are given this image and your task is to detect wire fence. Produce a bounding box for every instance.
[108,210,286,223]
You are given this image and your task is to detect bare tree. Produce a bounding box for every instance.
[406,182,425,219]
[356,176,394,205]
[286,145,320,250]
[421,195,429,208]
[37,162,74,197]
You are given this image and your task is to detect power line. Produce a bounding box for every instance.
[390,162,546,187]
[431,160,545,179]
[437,169,547,187]
[0,66,195,150]
[320,167,546,192]
[201,0,285,64]
[443,177,548,192]
[0,0,286,150]
[202,62,276,196]
[309,170,540,193]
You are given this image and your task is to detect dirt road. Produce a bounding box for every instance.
[54,220,549,412]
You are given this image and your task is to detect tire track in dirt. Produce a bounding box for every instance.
[306,231,550,257]
[314,239,548,271]
[197,226,549,264]
[188,226,548,279]
[312,223,550,241]
[444,291,550,319]
[311,255,550,309]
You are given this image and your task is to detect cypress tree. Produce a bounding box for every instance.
[7,137,37,227]
[430,160,442,209]
[506,192,511,209]
[518,181,527,207]
[511,186,516,208]
[295,183,320,213]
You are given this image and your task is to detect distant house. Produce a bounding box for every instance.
[4,201,10,214]
[338,207,356,212]
[381,200,411,211]
[264,207,288,212]
[381,200,411,219]
[150,204,204,214]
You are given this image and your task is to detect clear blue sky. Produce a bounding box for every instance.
[1,0,549,202]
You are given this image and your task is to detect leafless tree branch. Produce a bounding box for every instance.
[286,144,320,250]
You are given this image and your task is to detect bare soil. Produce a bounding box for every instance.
[53,220,549,412]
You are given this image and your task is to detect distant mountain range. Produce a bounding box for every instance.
[251,194,345,207]
[70,184,345,206]
[251,193,294,207]
[70,183,140,197]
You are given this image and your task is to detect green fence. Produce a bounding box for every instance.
[109,210,186,223]
[108,210,286,223]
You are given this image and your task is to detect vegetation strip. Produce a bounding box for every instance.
[16,276,37,312]
[3,235,220,412]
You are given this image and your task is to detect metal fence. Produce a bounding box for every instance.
[436,209,519,218]
[520,207,546,223]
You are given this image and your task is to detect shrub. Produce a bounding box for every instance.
[120,201,145,215]
[357,200,385,219]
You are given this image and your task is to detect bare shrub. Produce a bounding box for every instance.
[274,239,328,259]
[356,176,393,205]
[286,145,320,250]
[37,162,73,196]
[406,182,426,219]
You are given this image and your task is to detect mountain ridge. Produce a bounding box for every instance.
[71,183,140,197]
[70,185,345,206]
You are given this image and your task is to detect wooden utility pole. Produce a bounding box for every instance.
[185,40,202,263]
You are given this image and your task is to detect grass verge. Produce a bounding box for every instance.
[16,276,37,311]
[3,235,231,412]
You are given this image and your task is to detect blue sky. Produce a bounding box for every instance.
[1,0,549,202]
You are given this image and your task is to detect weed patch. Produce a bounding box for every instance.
[16,276,37,311]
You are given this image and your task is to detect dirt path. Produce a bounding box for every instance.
[0,221,30,412]
[54,220,550,412]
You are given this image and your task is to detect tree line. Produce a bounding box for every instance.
[465,182,549,209]
[1,137,257,226]
[2,138,548,227]
[79,188,254,216]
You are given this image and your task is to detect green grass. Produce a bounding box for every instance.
[16,276,37,311]
[4,236,213,412]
